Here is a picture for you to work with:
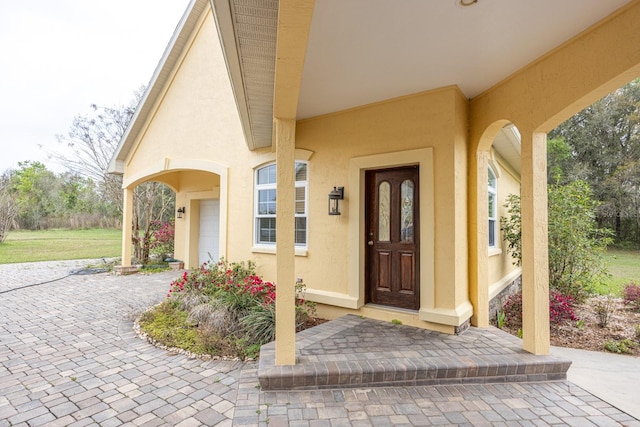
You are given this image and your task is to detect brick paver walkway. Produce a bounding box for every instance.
[0,260,638,426]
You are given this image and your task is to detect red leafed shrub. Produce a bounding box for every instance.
[549,291,579,325]
[623,282,640,312]
[164,259,316,351]
[502,291,578,329]
[150,220,175,258]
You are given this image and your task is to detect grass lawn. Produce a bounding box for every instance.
[599,249,640,296]
[0,228,122,264]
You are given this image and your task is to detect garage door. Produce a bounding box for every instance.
[199,199,219,265]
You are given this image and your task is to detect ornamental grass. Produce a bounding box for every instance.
[139,259,315,360]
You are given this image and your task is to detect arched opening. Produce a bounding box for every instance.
[130,180,176,266]
[119,161,228,270]
[470,121,522,327]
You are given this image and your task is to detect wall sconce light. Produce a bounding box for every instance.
[177,206,186,219]
[328,187,344,215]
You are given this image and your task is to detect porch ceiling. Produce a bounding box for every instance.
[214,0,632,147]
[297,0,631,119]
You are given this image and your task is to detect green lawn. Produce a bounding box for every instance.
[0,228,122,264]
[599,249,640,296]
[2,230,640,296]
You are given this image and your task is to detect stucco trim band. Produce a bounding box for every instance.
[303,289,359,309]
[419,301,474,327]
[348,148,435,311]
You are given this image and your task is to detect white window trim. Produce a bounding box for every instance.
[488,165,498,248]
[254,164,277,246]
[253,161,309,250]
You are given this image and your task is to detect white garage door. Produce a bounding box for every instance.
[199,199,219,265]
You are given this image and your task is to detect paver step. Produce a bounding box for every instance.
[258,315,571,390]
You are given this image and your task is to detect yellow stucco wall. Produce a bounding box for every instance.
[468,0,640,353]
[120,0,640,338]
[123,11,481,331]
[125,10,245,174]
[294,86,472,329]
[120,6,254,269]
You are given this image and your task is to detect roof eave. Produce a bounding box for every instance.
[107,0,209,175]
[209,0,277,151]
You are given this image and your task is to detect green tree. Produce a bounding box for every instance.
[11,161,59,229]
[501,180,613,302]
[547,137,575,184]
[549,79,640,243]
[0,171,18,242]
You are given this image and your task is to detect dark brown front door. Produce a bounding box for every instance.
[365,166,420,310]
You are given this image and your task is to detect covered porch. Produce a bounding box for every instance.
[209,0,640,364]
[258,315,571,390]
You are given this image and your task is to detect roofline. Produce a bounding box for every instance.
[209,0,257,150]
[108,0,209,175]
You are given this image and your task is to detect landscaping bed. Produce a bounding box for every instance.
[550,295,640,356]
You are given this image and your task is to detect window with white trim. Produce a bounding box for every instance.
[254,162,308,246]
[488,166,497,247]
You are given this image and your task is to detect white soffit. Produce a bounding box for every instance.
[297,0,632,119]
[212,0,277,149]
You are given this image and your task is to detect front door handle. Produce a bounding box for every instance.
[368,241,374,246]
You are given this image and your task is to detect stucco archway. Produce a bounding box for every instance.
[119,159,229,270]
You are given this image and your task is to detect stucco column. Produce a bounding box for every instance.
[469,150,490,327]
[275,117,296,365]
[121,187,133,267]
[520,131,550,355]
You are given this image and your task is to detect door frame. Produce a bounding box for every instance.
[198,198,220,265]
[365,166,421,310]
[347,148,435,312]
[185,188,224,268]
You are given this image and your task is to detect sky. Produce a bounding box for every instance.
[0,0,192,173]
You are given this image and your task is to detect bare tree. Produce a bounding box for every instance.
[0,171,18,243]
[50,87,176,264]
[48,90,144,214]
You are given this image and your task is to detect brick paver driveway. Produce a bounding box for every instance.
[1,260,638,426]
[0,261,244,426]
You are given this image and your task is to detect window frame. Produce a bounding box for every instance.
[488,165,498,248]
[254,161,308,248]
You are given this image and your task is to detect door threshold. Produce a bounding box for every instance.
[365,304,419,315]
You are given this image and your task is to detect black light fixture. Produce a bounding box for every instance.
[328,187,344,215]
[177,206,186,219]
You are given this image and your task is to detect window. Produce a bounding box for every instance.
[488,166,497,247]
[255,162,308,246]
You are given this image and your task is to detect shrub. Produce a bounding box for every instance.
[168,259,260,298]
[501,181,613,303]
[623,282,640,312]
[149,220,175,259]
[502,291,578,329]
[142,258,316,360]
[604,338,636,354]
[549,291,579,326]
[139,301,199,351]
[592,295,616,328]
